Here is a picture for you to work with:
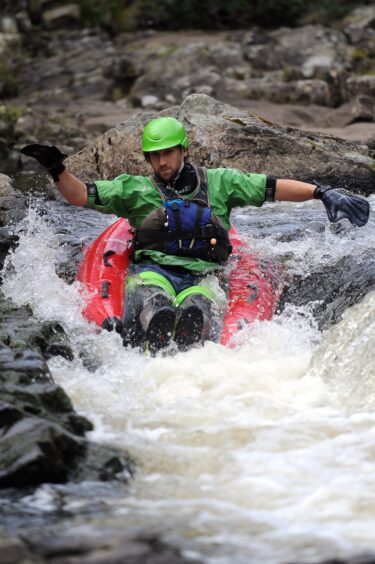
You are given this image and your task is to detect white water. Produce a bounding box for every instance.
[2,200,375,563]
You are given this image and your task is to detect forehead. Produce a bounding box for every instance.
[148,146,183,157]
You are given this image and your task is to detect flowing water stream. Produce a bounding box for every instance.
[1,191,375,563]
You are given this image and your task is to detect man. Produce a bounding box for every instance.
[21,117,370,352]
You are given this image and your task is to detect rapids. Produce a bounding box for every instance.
[1,194,375,563]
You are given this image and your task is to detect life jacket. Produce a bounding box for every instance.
[132,166,232,263]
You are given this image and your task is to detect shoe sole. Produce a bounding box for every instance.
[146,306,176,354]
[174,305,204,351]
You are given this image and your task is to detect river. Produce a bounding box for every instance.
[1,185,375,563]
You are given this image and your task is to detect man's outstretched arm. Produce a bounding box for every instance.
[56,170,87,206]
[274,178,369,227]
[275,179,315,201]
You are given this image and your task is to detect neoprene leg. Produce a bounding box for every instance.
[174,285,217,348]
[122,271,176,352]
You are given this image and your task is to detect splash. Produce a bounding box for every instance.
[2,204,89,332]
[3,202,375,564]
[308,290,375,410]
[238,197,375,277]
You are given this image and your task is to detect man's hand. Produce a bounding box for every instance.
[314,183,370,227]
[20,144,67,181]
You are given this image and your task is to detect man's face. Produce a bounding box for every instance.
[148,146,187,182]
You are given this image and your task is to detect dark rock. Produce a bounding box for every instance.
[0,343,51,383]
[345,75,375,101]
[0,174,27,227]
[0,227,19,281]
[318,96,375,128]
[0,174,26,275]
[341,6,375,54]
[0,295,134,489]
[311,555,375,564]
[0,414,87,487]
[0,336,92,487]
[244,24,348,80]
[127,24,352,108]
[72,442,135,483]
[239,76,332,106]
[0,298,74,363]
[17,29,116,103]
[106,55,140,97]
[0,338,134,488]
[28,321,75,362]
[23,530,204,564]
[347,95,374,123]
[279,248,375,330]
[366,135,375,150]
[0,533,41,564]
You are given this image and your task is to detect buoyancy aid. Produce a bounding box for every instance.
[132,165,232,263]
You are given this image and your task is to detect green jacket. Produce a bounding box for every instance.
[87,167,267,273]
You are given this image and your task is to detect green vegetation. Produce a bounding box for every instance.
[350,48,375,76]
[298,0,367,25]
[0,104,26,125]
[0,104,25,127]
[0,104,25,150]
[77,0,372,31]
[352,48,370,61]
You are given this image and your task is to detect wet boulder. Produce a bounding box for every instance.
[0,371,134,487]
[0,340,87,487]
[66,93,375,195]
[0,341,134,488]
[0,296,135,488]
[0,174,26,227]
[0,404,88,488]
[0,174,27,275]
[0,529,204,564]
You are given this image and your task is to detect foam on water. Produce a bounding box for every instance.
[3,203,375,563]
[2,205,88,331]
[237,198,375,276]
[308,290,375,410]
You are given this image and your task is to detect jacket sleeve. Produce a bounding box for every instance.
[207,168,268,211]
[84,177,128,216]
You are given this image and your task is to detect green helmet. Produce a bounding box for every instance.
[141,117,189,152]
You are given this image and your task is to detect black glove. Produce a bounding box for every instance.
[314,183,370,227]
[20,144,67,181]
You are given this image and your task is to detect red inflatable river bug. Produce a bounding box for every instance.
[77,218,283,347]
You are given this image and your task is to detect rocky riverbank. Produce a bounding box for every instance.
[1,3,375,163]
